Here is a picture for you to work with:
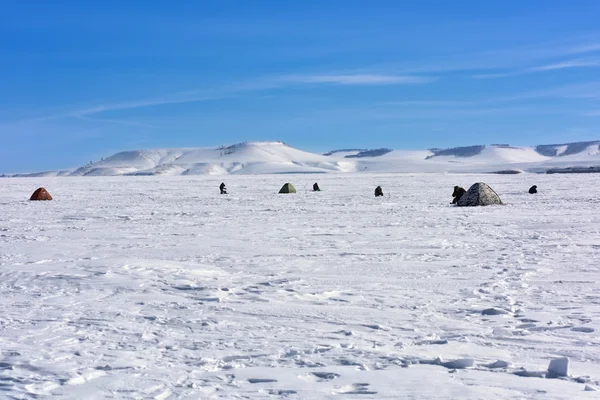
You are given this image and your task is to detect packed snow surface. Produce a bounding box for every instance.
[1,173,599,399]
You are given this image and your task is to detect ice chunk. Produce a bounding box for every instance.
[441,359,475,369]
[514,368,545,378]
[485,360,512,369]
[547,357,569,378]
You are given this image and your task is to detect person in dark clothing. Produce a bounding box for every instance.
[219,182,227,194]
[375,186,384,197]
[452,186,466,204]
[313,183,321,191]
[529,185,537,194]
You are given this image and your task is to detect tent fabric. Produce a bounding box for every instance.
[30,187,53,201]
[279,183,297,194]
[456,182,502,207]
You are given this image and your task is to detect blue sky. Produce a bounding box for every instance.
[2,0,600,172]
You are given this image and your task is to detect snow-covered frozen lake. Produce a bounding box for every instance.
[1,173,599,399]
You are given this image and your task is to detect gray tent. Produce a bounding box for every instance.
[457,182,503,207]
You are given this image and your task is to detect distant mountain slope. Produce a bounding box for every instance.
[69,142,357,177]
[323,148,393,158]
[345,149,393,158]
[427,145,549,164]
[426,145,485,159]
[10,169,74,178]
[6,140,600,176]
[535,140,600,157]
[322,149,364,156]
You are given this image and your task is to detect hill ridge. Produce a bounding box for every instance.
[7,139,600,177]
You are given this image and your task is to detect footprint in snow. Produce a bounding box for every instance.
[361,324,388,331]
[311,372,340,381]
[248,378,278,384]
[268,389,297,396]
[481,307,511,316]
[337,383,377,395]
[571,327,595,333]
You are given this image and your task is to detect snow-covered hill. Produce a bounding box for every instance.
[65,142,356,177]
[8,140,600,176]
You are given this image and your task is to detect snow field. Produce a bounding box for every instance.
[0,173,599,399]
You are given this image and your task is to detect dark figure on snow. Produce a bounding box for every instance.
[375,186,384,197]
[313,182,321,192]
[529,185,537,194]
[219,182,227,194]
[452,186,466,204]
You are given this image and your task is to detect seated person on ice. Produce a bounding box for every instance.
[529,185,537,194]
[451,186,466,204]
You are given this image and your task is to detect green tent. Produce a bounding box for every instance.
[279,183,297,194]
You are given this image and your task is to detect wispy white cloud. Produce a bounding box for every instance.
[67,94,230,118]
[13,93,235,124]
[468,58,600,80]
[379,100,475,106]
[528,59,600,71]
[6,33,599,129]
[8,76,597,134]
[373,36,600,80]
[76,115,155,128]
[368,37,600,78]
[282,74,433,85]
[469,71,523,79]
[565,43,600,55]
[392,81,600,106]
[485,81,600,103]
[11,73,432,125]
[372,106,576,120]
